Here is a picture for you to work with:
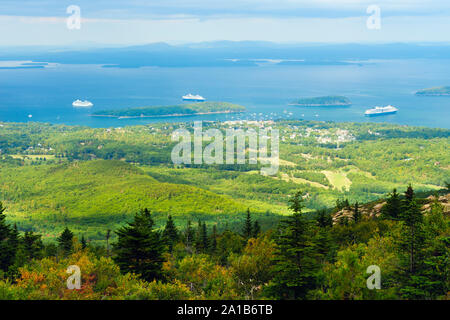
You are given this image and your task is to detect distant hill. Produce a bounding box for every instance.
[416,86,450,96]
[0,160,248,242]
[289,96,351,106]
[91,102,245,118]
[4,43,450,68]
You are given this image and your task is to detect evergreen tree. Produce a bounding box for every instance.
[353,201,361,224]
[335,198,350,211]
[253,220,261,238]
[316,209,333,228]
[22,231,43,260]
[113,209,164,281]
[195,219,203,253]
[162,214,179,252]
[269,191,317,299]
[185,220,195,254]
[0,202,16,272]
[404,184,415,203]
[57,227,74,256]
[200,222,209,252]
[81,235,87,249]
[243,208,253,239]
[9,224,20,258]
[210,225,218,254]
[381,188,402,220]
[105,229,111,257]
[397,186,427,299]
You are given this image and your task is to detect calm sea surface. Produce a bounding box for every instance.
[0,59,449,128]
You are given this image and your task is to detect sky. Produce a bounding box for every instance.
[1,0,450,46]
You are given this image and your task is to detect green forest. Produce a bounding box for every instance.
[0,186,448,300]
[0,119,448,300]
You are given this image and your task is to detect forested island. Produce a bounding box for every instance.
[416,86,450,96]
[289,96,351,106]
[91,102,245,118]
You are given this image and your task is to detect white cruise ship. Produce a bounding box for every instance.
[72,100,93,108]
[182,94,205,102]
[365,105,398,116]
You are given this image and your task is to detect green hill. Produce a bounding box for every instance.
[92,102,245,118]
[0,160,248,242]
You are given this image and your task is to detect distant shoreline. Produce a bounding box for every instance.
[90,110,243,119]
[415,86,450,96]
[415,93,450,96]
[287,103,351,107]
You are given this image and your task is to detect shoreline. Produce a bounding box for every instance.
[90,110,244,119]
[288,103,352,107]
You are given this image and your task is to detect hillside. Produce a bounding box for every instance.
[0,120,448,243]
[332,192,450,224]
[91,102,245,118]
[0,160,249,242]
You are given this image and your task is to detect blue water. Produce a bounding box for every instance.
[0,59,449,128]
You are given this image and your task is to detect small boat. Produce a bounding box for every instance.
[182,94,205,102]
[73,100,93,108]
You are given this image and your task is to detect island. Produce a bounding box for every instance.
[415,86,450,96]
[289,96,351,106]
[91,102,246,119]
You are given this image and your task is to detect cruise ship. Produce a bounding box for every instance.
[72,100,93,108]
[365,105,398,116]
[182,94,205,102]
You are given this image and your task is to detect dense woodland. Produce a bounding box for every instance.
[0,120,448,299]
[0,185,448,300]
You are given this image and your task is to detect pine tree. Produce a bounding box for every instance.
[353,201,361,224]
[57,227,74,256]
[185,220,195,254]
[335,198,350,211]
[243,208,253,239]
[162,214,179,252]
[269,191,317,299]
[113,209,164,281]
[106,229,111,257]
[195,219,203,253]
[210,225,218,254]
[9,224,20,258]
[397,186,427,299]
[200,222,209,252]
[0,202,16,272]
[381,188,402,220]
[316,209,333,228]
[253,220,261,238]
[81,235,87,249]
[22,231,43,260]
[404,184,415,202]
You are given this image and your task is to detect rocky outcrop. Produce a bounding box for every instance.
[332,192,450,224]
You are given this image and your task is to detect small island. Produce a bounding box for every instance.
[289,96,351,106]
[91,102,246,119]
[416,86,450,96]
